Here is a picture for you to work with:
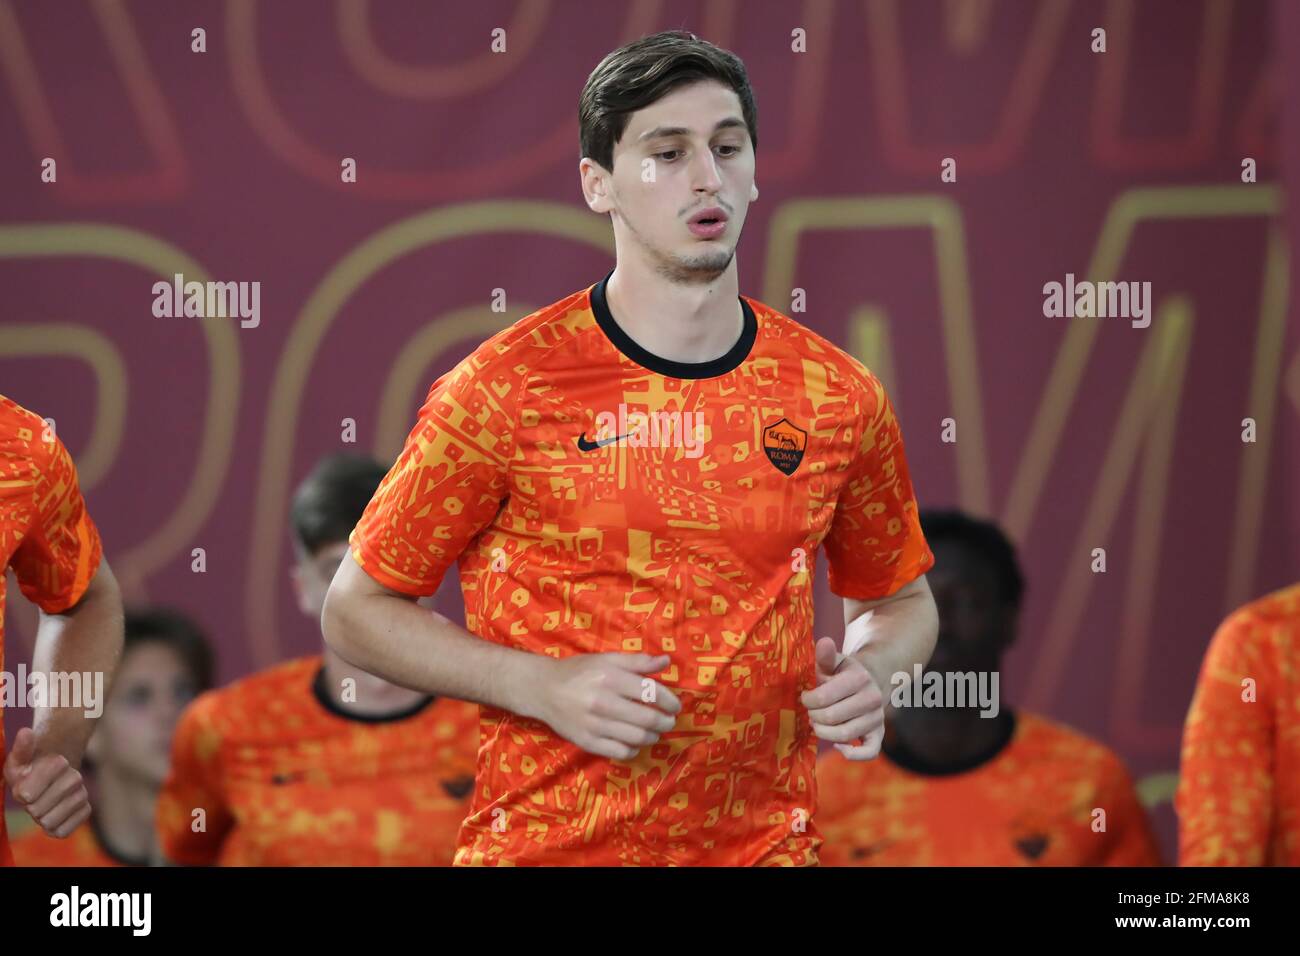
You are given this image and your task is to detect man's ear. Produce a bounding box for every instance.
[581,158,614,214]
[750,180,758,202]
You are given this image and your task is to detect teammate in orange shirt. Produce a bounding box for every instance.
[11,608,212,866]
[324,31,939,866]
[1177,583,1300,865]
[1,394,124,866]
[156,455,479,865]
[818,510,1161,866]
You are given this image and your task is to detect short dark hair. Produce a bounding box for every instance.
[290,454,389,556]
[919,509,1026,608]
[579,30,758,172]
[123,608,215,693]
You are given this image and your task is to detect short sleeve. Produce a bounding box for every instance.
[157,695,233,865]
[1176,611,1276,866]
[11,428,103,614]
[350,355,519,597]
[822,373,933,600]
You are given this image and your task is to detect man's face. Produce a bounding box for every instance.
[87,641,197,787]
[926,540,1017,675]
[584,79,758,284]
[292,540,348,620]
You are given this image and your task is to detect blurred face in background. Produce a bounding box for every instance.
[591,79,758,284]
[925,540,1017,678]
[86,640,199,787]
[292,540,348,621]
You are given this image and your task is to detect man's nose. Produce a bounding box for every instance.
[690,149,723,193]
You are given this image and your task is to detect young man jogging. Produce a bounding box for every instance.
[324,31,938,866]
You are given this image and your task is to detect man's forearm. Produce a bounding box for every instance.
[845,579,938,699]
[322,585,550,719]
[30,562,124,767]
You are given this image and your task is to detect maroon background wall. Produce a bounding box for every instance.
[2,0,1295,864]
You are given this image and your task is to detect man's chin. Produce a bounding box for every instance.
[668,249,734,282]
[133,759,171,790]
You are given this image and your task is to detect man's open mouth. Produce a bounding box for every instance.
[689,208,728,226]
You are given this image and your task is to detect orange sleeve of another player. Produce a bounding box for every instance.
[349,355,520,597]
[10,425,102,613]
[1176,611,1275,866]
[823,372,934,600]
[156,695,233,865]
[1093,754,1163,866]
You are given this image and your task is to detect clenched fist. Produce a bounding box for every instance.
[533,653,682,761]
[4,727,91,838]
[801,637,887,760]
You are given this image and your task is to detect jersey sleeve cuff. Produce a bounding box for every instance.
[828,547,935,601]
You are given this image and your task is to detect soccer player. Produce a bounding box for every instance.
[817,510,1161,866]
[11,608,212,866]
[1176,583,1299,865]
[155,454,478,866]
[1,394,124,866]
[323,31,939,866]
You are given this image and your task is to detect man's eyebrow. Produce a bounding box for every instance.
[637,117,749,142]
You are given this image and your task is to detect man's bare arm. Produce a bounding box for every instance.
[30,559,125,767]
[801,574,938,759]
[3,559,124,838]
[842,574,939,699]
[322,551,550,718]
[321,553,682,760]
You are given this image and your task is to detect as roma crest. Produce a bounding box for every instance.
[763,418,807,475]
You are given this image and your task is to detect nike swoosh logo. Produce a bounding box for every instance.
[577,433,629,452]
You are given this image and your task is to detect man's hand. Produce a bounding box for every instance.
[531,653,682,761]
[3,727,91,838]
[801,637,886,760]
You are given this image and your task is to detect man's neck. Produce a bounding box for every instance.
[604,258,743,365]
[320,646,429,717]
[888,707,1013,772]
[94,768,159,864]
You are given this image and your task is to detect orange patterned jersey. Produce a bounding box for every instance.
[350,272,934,866]
[156,656,479,866]
[1177,583,1300,866]
[816,711,1162,866]
[0,395,103,867]
[10,820,129,867]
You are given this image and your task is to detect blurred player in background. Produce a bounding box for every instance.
[12,608,212,866]
[324,31,938,866]
[817,510,1161,866]
[1,395,124,866]
[1177,584,1299,865]
[156,455,478,865]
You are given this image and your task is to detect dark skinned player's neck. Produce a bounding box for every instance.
[888,707,1016,775]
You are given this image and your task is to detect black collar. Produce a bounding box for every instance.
[884,710,1018,777]
[89,813,151,867]
[590,269,757,379]
[310,665,436,724]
